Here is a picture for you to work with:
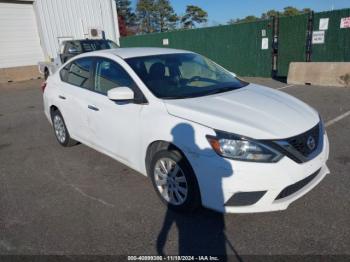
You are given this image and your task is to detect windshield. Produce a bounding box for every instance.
[126,53,248,99]
[81,40,119,52]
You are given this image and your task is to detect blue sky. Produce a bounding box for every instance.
[130,0,350,25]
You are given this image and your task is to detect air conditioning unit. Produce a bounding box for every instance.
[88,28,103,39]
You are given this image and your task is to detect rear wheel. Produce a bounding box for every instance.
[51,110,77,147]
[150,150,201,212]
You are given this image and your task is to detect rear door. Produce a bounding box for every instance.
[58,57,94,143]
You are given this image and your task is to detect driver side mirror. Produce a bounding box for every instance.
[107,87,134,101]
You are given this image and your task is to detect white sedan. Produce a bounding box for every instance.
[42,48,330,213]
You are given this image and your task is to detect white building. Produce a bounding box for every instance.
[0,0,119,82]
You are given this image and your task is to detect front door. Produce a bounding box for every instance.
[86,57,145,165]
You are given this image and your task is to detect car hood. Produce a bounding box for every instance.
[164,84,319,139]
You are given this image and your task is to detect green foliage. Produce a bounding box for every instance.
[128,1,208,34]
[154,0,178,32]
[302,8,312,14]
[136,0,157,33]
[181,5,208,29]
[228,15,260,24]
[261,9,279,19]
[228,6,313,24]
[283,6,301,16]
[135,0,180,33]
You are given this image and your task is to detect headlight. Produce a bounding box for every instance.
[206,131,283,163]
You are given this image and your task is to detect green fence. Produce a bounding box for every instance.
[277,14,309,77]
[121,20,273,77]
[312,9,350,62]
[121,8,350,78]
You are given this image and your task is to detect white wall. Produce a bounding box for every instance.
[34,0,120,60]
[0,2,44,68]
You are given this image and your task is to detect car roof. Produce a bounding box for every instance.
[65,39,110,42]
[90,47,194,59]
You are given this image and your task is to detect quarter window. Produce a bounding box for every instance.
[60,63,70,82]
[94,58,134,95]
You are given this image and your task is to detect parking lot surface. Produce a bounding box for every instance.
[0,78,349,257]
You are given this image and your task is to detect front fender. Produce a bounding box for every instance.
[139,103,216,175]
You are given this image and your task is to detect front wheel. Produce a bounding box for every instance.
[150,150,201,212]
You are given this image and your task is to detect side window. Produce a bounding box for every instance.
[66,58,93,88]
[94,58,134,95]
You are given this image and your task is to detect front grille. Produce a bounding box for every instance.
[275,169,321,200]
[271,122,323,163]
[286,123,320,157]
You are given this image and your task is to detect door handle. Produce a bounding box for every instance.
[88,105,99,111]
[59,95,66,100]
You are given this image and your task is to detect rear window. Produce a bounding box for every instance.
[80,40,118,52]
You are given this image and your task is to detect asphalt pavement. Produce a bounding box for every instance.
[0,78,349,258]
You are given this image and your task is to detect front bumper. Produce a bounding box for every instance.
[188,134,330,213]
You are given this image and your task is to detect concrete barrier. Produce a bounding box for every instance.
[0,65,42,83]
[287,62,350,87]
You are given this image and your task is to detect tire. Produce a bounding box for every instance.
[150,150,201,212]
[44,68,49,80]
[51,110,77,147]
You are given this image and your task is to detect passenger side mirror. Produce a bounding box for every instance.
[107,87,134,101]
[68,47,79,54]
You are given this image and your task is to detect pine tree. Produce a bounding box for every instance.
[154,0,178,32]
[181,5,208,29]
[136,0,157,33]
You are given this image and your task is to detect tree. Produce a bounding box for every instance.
[283,6,300,16]
[181,5,208,29]
[228,6,313,24]
[154,0,178,32]
[302,8,312,14]
[118,16,128,37]
[228,15,259,24]
[115,0,136,36]
[116,0,135,25]
[261,9,279,19]
[136,0,157,33]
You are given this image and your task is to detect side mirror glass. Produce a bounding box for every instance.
[107,87,134,101]
[68,47,79,54]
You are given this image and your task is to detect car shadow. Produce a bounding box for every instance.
[156,123,243,261]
